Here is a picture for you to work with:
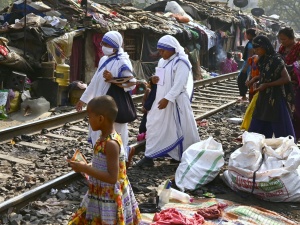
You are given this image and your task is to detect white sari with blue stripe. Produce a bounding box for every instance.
[80,32,135,159]
[145,54,200,160]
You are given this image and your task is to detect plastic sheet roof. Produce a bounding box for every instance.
[0,0,286,36]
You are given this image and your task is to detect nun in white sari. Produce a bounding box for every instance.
[75,31,136,161]
[136,35,200,167]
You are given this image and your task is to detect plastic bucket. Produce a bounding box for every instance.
[55,63,70,86]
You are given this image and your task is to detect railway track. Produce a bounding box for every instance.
[0,72,240,214]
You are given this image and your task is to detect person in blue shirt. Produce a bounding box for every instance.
[237,28,256,101]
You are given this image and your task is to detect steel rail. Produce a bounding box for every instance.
[194,72,237,87]
[0,171,80,212]
[0,72,238,212]
[0,111,87,143]
[0,99,237,212]
[0,72,237,143]
[0,140,146,213]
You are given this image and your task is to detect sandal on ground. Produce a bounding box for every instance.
[134,157,154,168]
[197,119,208,127]
[170,158,180,164]
[138,203,161,213]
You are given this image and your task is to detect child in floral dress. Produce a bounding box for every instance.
[68,95,141,225]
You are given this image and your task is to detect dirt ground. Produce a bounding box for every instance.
[0,109,58,130]
[1,108,300,223]
[0,117,28,129]
[128,157,300,224]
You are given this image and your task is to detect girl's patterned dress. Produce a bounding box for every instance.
[68,132,141,225]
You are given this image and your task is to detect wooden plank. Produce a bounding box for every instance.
[192,105,217,109]
[205,87,240,94]
[68,126,89,133]
[200,90,239,96]
[0,153,32,165]
[194,96,236,101]
[192,100,220,105]
[0,173,12,179]
[44,133,76,141]
[213,84,239,91]
[193,109,206,113]
[219,83,239,88]
[18,141,47,150]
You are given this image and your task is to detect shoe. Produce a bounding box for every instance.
[196,119,208,127]
[126,147,135,169]
[135,157,154,167]
[137,132,146,141]
[138,203,161,213]
[170,158,180,164]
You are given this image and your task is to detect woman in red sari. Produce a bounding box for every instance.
[278,27,300,141]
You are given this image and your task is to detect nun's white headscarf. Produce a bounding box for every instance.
[102,31,123,49]
[157,35,192,69]
[99,31,132,77]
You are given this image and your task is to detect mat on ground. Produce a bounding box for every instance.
[140,198,297,225]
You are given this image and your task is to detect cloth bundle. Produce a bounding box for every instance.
[151,208,204,225]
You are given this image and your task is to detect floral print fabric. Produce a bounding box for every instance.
[68,132,141,225]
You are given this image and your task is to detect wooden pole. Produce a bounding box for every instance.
[23,0,27,56]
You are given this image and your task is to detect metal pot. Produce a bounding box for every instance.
[233,0,248,8]
[251,8,265,17]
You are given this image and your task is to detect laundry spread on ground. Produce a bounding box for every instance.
[140,198,297,225]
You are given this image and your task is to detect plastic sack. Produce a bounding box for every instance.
[175,137,224,191]
[165,1,193,22]
[8,91,21,113]
[223,131,300,202]
[240,92,259,130]
[0,89,8,119]
[46,31,76,64]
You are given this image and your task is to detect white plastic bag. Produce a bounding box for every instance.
[165,1,193,22]
[175,137,224,191]
[0,90,8,119]
[223,131,300,202]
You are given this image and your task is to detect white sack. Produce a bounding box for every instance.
[223,131,300,202]
[175,137,224,191]
[165,1,193,22]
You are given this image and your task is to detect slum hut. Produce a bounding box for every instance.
[0,0,87,106]
[0,0,287,107]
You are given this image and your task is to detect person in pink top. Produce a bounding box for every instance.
[220,52,238,74]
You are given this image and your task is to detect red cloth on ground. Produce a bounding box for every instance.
[196,203,228,220]
[151,208,204,225]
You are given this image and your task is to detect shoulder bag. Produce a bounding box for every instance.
[106,77,137,123]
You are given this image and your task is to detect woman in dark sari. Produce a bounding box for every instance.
[278,27,300,141]
[248,35,296,140]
